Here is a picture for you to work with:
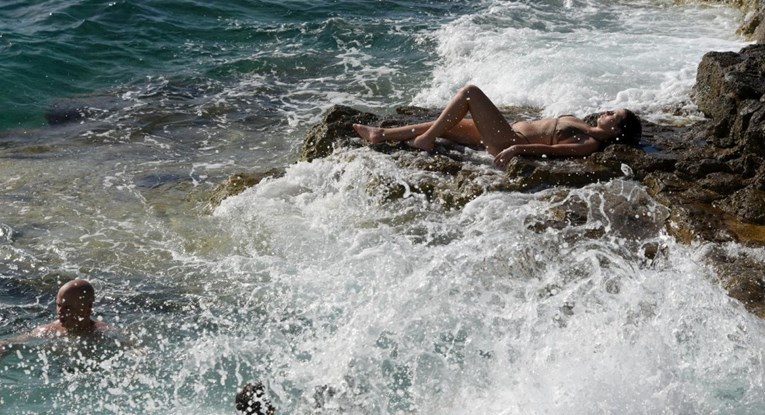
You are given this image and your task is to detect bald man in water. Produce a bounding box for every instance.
[31,279,109,337]
[0,279,109,355]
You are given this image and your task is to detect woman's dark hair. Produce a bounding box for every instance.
[612,109,642,146]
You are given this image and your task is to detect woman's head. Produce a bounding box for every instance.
[585,109,641,146]
[602,109,641,146]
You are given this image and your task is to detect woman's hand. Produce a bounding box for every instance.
[493,146,519,168]
[493,138,602,168]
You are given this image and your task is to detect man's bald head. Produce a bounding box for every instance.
[57,279,95,301]
[56,279,96,332]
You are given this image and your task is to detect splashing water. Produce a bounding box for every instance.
[1,0,762,413]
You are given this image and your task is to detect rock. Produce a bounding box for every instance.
[363,151,516,209]
[706,247,765,318]
[736,0,765,42]
[717,186,765,224]
[643,43,765,241]
[524,187,670,249]
[214,41,765,318]
[205,169,284,211]
[292,43,765,249]
[296,105,666,207]
[44,95,123,125]
[693,44,765,148]
[693,51,743,139]
[45,106,86,125]
[705,0,765,42]
[504,156,624,191]
[294,104,693,212]
[300,105,379,161]
[133,172,203,189]
[676,40,765,316]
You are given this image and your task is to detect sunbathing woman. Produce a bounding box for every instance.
[353,84,642,168]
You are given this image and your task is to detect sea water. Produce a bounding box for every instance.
[1,0,763,414]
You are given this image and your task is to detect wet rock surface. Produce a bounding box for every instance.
[288,44,765,316]
[733,0,765,42]
[205,168,285,213]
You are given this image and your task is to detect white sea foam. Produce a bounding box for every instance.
[210,150,765,412]
[415,0,749,122]
[3,2,763,413]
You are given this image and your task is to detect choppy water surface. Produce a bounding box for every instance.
[1,0,763,413]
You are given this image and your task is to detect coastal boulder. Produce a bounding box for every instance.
[693,44,765,148]
[639,41,765,317]
[300,105,379,161]
[683,44,765,226]
[296,105,672,209]
[205,168,285,212]
[643,44,765,234]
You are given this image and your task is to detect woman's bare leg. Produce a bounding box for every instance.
[353,119,483,147]
[410,84,521,154]
[353,122,431,144]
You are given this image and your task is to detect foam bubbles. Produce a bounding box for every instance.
[210,151,765,412]
[415,0,749,122]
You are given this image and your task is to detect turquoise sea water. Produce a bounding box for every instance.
[0,0,468,129]
[2,1,764,414]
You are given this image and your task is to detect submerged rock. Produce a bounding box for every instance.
[205,168,285,212]
[706,247,765,319]
[133,172,204,189]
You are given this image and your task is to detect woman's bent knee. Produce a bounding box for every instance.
[458,84,488,101]
[460,84,481,95]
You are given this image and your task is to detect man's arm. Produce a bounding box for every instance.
[0,333,32,359]
[1,321,60,358]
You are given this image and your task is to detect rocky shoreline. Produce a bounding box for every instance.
[725,0,765,42]
[296,45,765,236]
[263,40,764,317]
[38,1,764,315]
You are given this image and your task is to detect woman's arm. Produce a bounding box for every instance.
[493,136,601,167]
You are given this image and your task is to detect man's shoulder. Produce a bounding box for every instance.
[30,321,64,337]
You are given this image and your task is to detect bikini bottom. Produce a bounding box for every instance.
[511,124,532,144]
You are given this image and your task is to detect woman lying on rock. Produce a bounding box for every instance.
[353,84,642,168]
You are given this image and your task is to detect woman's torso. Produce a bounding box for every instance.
[512,115,592,145]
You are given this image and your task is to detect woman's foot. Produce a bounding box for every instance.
[352,124,386,144]
[405,137,434,151]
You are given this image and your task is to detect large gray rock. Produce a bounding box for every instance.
[679,44,765,228]
[693,44,765,146]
